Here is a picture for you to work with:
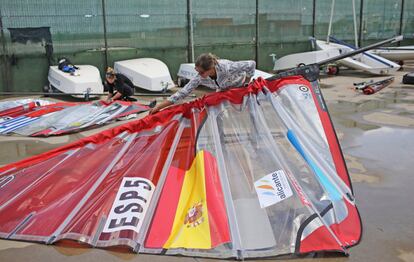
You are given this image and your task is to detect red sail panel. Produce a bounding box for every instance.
[203,150,231,247]
[57,121,180,244]
[144,123,196,248]
[299,226,342,253]
[143,166,186,248]
[0,136,128,238]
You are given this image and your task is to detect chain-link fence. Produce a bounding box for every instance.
[0,0,413,92]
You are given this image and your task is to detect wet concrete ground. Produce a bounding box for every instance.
[0,64,413,262]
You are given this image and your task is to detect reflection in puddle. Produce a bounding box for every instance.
[346,127,414,177]
[328,85,414,131]
[344,154,380,184]
[0,134,84,166]
[336,118,379,131]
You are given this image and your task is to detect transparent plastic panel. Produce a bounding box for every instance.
[202,100,321,257]
[195,89,352,257]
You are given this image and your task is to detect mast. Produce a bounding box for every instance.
[352,0,358,47]
[327,0,335,43]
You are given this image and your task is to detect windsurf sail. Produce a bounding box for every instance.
[0,100,150,136]
[0,76,361,259]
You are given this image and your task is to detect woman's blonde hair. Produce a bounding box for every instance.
[106,67,115,78]
[195,53,219,71]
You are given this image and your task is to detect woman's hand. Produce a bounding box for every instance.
[149,100,173,115]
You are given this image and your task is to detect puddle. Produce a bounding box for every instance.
[344,154,380,184]
[0,133,84,166]
[345,126,414,181]
[363,112,414,127]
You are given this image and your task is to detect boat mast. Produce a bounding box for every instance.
[352,0,358,47]
[327,0,335,43]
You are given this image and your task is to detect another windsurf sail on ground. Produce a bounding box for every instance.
[353,77,394,95]
[0,74,361,259]
[0,99,54,119]
[0,100,150,136]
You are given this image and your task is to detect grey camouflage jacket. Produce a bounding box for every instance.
[168,59,256,103]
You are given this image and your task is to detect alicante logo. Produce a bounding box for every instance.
[254,170,293,208]
[257,179,286,199]
[184,202,204,228]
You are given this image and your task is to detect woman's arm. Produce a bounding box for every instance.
[168,77,201,103]
[104,81,114,102]
[228,60,256,79]
[149,77,201,114]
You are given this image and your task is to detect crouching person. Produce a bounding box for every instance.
[104,67,137,103]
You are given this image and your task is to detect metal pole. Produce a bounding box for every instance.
[399,0,405,46]
[312,0,316,37]
[327,0,335,43]
[101,0,109,69]
[358,0,364,47]
[352,0,358,48]
[187,0,194,63]
[255,0,259,66]
[0,7,10,92]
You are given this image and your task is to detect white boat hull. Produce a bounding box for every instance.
[48,65,103,98]
[114,58,174,92]
[371,46,414,61]
[273,49,342,71]
[316,40,400,75]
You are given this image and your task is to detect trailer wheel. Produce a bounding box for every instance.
[326,65,340,75]
[403,72,414,85]
[43,84,52,97]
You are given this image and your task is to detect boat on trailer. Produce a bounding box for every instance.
[315,38,401,75]
[272,48,342,72]
[47,65,104,99]
[370,46,414,62]
[114,58,175,92]
[314,0,400,75]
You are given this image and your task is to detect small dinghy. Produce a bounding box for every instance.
[272,48,342,72]
[371,46,414,62]
[47,65,104,99]
[114,58,175,92]
[316,38,400,75]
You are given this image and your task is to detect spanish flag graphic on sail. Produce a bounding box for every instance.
[164,151,228,249]
[152,150,230,249]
